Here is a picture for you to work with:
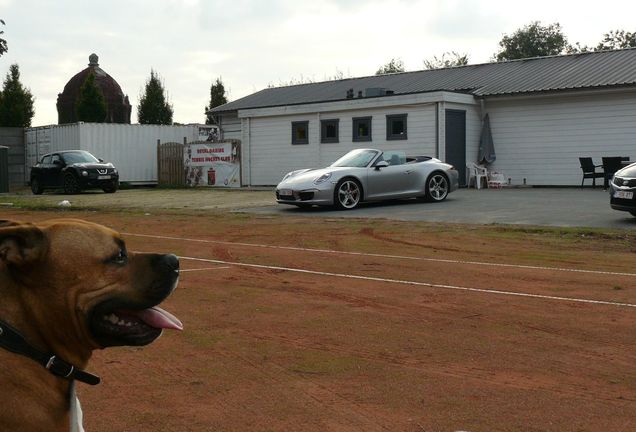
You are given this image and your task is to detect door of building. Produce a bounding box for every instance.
[445,109,466,186]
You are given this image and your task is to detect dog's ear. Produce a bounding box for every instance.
[0,221,47,267]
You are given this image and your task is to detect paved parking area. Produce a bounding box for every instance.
[246,187,636,229]
[2,186,634,229]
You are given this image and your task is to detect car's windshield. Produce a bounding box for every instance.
[331,149,378,168]
[62,151,100,164]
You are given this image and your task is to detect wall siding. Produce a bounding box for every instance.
[246,105,438,185]
[486,92,636,186]
[219,113,242,141]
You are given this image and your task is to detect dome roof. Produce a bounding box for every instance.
[57,54,131,124]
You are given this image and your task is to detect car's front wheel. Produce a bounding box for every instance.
[102,181,119,193]
[63,173,81,194]
[424,173,449,202]
[30,178,43,195]
[334,178,362,210]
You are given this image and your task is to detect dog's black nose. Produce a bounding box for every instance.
[165,254,179,271]
[157,254,179,272]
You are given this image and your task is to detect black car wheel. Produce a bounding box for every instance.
[334,178,362,210]
[102,181,119,193]
[30,178,43,195]
[63,173,81,194]
[424,173,449,202]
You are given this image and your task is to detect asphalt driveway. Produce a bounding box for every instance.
[2,186,634,229]
[246,187,636,229]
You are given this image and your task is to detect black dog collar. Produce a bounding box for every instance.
[0,320,100,386]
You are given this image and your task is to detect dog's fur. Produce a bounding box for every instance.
[0,219,180,431]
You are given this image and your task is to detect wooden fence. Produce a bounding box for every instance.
[157,139,185,187]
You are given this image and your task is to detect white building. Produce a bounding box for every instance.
[211,49,636,186]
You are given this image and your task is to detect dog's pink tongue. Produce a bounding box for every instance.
[136,307,183,331]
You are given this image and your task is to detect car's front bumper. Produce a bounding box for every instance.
[79,173,119,188]
[609,182,636,212]
[276,183,334,206]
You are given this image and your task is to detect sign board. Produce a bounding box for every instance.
[184,141,240,187]
[197,125,220,142]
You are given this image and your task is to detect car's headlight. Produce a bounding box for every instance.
[314,172,332,184]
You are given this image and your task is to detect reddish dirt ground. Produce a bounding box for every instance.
[2,209,635,431]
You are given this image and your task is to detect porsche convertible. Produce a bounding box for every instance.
[275,148,459,210]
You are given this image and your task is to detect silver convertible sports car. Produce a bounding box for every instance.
[275,148,459,209]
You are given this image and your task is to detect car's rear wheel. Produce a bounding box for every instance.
[30,178,43,195]
[424,173,449,202]
[334,178,362,210]
[63,173,81,194]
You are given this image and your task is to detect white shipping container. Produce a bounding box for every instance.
[25,123,215,184]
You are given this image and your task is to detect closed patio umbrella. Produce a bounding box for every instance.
[477,114,496,165]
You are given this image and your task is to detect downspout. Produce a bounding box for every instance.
[435,102,439,159]
[247,117,251,187]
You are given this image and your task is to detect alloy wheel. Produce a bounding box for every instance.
[336,180,361,209]
[426,174,449,201]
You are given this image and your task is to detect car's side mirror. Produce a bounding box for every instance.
[98,158,104,162]
[374,161,389,170]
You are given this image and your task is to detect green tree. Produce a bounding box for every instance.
[205,77,228,124]
[0,64,35,127]
[494,22,568,61]
[138,70,173,125]
[0,19,7,57]
[76,71,107,122]
[375,58,405,75]
[424,51,469,69]
[596,30,636,50]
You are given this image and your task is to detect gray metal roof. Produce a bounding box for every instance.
[212,48,636,113]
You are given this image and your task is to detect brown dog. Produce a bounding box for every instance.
[0,219,182,431]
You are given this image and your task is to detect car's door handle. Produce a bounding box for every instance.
[404,170,414,174]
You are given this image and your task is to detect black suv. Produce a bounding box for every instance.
[30,150,119,194]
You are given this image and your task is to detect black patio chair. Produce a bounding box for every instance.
[602,156,624,189]
[578,157,603,188]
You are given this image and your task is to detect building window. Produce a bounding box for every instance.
[320,119,339,143]
[386,114,407,140]
[353,116,372,142]
[291,121,309,145]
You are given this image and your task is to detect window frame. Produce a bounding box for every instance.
[386,114,408,141]
[352,116,372,142]
[291,121,309,145]
[320,119,340,144]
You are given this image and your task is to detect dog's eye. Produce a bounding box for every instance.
[112,248,128,265]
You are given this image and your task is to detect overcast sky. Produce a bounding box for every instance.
[2,0,636,126]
